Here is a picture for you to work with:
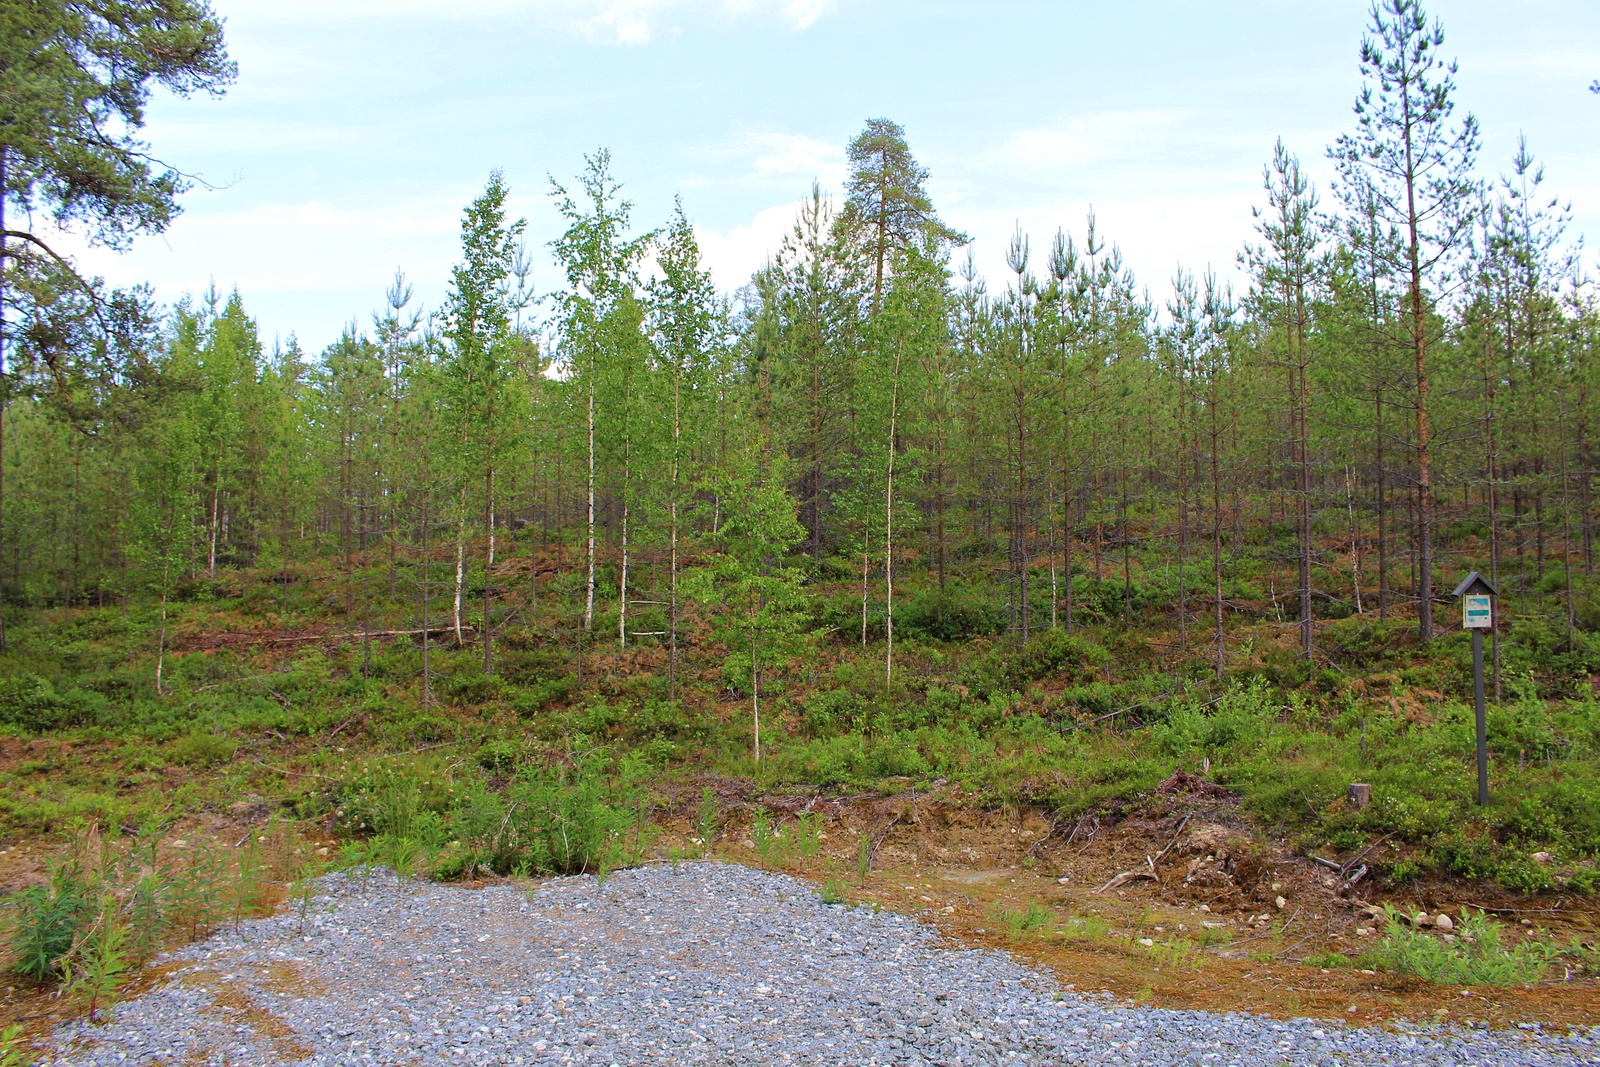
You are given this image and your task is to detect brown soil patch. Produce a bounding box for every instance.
[654,782,1600,1032]
[182,967,313,1061]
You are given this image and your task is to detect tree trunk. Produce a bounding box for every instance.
[484,453,494,676]
[1406,191,1435,641]
[1535,492,1546,581]
[343,419,354,624]
[1484,336,1502,700]
[885,349,901,695]
[0,145,8,650]
[934,417,948,589]
[1560,392,1578,646]
[281,440,291,618]
[208,475,220,578]
[1296,281,1313,662]
[361,500,371,679]
[1121,477,1132,627]
[669,366,681,704]
[1211,379,1225,682]
[1376,387,1388,620]
[860,515,870,648]
[1015,368,1030,642]
[1346,467,1362,614]
[811,353,823,567]
[454,494,466,647]
[155,586,169,696]
[389,372,399,599]
[422,486,431,714]
[1514,487,1527,613]
[1047,475,1057,630]
[1176,355,1189,652]
[1061,377,1073,632]
[585,345,597,632]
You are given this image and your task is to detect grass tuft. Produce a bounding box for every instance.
[991,901,1053,939]
[1361,907,1554,986]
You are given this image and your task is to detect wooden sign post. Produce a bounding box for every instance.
[1453,572,1498,806]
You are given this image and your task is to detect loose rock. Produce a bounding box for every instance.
[39,863,1599,1066]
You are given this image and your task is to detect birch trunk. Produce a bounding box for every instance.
[484,457,494,676]
[619,427,631,649]
[208,477,220,577]
[585,347,597,632]
[454,491,466,647]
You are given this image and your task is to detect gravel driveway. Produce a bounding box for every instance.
[42,862,1600,1066]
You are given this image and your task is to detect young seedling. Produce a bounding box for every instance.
[386,836,421,887]
[751,807,776,862]
[126,869,170,965]
[64,906,130,1021]
[791,812,822,859]
[695,787,720,846]
[0,1023,32,1067]
[289,871,320,935]
[228,836,267,932]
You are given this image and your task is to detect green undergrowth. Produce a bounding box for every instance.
[0,1024,26,1067]
[1360,907,1557,986]
[1,821,312,1020]
[0,562,1597,898]
[334,743,654,881]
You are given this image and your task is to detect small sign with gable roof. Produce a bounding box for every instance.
[1452,572,1497,629]
[1455,572,1498,805]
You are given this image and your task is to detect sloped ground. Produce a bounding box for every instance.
[38,863,1600,1066]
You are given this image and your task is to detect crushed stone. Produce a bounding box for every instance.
[41,862,1600,1065]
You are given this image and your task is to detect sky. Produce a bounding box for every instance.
[65,0,1600,353]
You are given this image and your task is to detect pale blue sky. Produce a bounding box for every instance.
[70,0,1600,352]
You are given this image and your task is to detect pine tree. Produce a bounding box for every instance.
[842,119,963,315]
[1247,140,1324,660]
[1,0,233,648]
[1331,0,1481,641]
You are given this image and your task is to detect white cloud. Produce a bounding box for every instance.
[931,105,1284,305]
[65,193,465,306]
[949,192,1258,304]
[577,0,668,44]
[577,0,839,44]
[996,110,1190,171]
[746,132,845,183]
[222,0,839,43]
[694,200,803,288]
[683,129,846,190]
[722,0,837,31]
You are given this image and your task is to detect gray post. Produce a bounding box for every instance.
[1473,628,1487,806]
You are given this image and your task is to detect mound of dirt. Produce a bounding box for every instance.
[1156,769,1237,799]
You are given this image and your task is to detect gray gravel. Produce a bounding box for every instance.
[41,861,1600,1065]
